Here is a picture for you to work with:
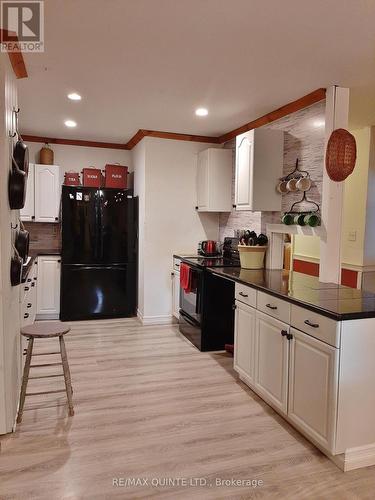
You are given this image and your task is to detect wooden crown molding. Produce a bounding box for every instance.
[218,88,327,143]
[23,88,326,151]
[0,29,28,79]
[22,135,129,150]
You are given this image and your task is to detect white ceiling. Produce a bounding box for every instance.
[18,0,375,143]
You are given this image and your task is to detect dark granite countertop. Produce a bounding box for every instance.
[21,249,61,283]
[207,268,375,321]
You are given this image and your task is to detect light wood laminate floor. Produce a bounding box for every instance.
[1,319,375,499]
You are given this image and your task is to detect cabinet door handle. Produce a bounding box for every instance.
[27,278,32,282]
[281,330,287,336]
[304,319,319,328]
[266,303,277,310]
[24,313,29,319]
[24,286,29,291]
[239,292,248,298]
[232,304,237,310]
[27,303,32,308]
[31,282,35,287]
[175,264,180,268]
[286,333,293,341]
[232,204,236,209]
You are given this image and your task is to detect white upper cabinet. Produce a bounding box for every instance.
[21,163,35,221]
[234,129,284,211]
[34,164,62,222]
[196,148,232,212]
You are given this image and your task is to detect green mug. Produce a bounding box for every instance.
[282,213,295,225]
[294,214,306,226]
[304,213,321,227]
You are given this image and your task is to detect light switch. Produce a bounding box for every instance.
[348,230,357,242]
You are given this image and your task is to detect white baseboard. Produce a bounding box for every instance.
[340,443,375,471]
[137,310,175,325]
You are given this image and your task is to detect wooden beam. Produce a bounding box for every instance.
[0,29,28,79]
[125,129,220,149]
[218,88,326,144]
[22,135,129,150]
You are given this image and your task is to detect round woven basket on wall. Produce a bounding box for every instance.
[325,128,357,182]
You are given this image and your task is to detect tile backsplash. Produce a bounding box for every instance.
[23,222,61,251]
[219,99,326,240]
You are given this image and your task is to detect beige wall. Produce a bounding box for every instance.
[26,141,133,176]
[135,137,219,321]
[0,55,21,434]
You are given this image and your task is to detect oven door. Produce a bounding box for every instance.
[179,265,203,324]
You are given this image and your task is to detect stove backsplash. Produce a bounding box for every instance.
[219,99,326,241]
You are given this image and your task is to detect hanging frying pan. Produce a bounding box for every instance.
[15,221,29,263]
[12,109,29,175]
[10,244,22,287]
[8,158,27,209]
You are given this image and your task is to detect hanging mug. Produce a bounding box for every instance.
[282,213,295,225]
[293,214,306,226]
[286,178,298,192]
[296,176,312,192]
[276,180,288,194]
[304,213,321,227]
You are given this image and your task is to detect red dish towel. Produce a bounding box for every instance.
[180,263,193,293]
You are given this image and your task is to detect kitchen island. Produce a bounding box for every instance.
[208,267,375,472]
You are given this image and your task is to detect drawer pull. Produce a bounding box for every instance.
[24,313,29,319]
[232,304,237,310]
[304,319,319,328]
[31,282,35,287]
[239,292,248,298]
[266,303,277,310]
[24,286,29,291]
[27,303,32,308]
[281,330,288,337]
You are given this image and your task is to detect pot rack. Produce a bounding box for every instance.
[286,191,320,215]
[280,158,310,181]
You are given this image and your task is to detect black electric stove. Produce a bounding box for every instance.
[179,238,240,351]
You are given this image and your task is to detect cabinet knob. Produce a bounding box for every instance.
[232,304,237,310]
[195,206,198,210]
[31,282,35,287]
[286,333,293,341]
[55,217,59,221]
[24,286,29,291]
[171,272,174,276]
[24,313,29,319]
[281,330,287,337]
[27,278,32,282]
[58,259,61,263]
[31,216,35,220]
[232,204,236,209]
[27,303,32,308]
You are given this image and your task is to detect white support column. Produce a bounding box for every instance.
[319,86,349,283]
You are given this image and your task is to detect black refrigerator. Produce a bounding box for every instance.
[60,185,138,321]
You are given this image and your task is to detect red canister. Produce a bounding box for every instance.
[64,171,80,186]
[82,167,102,187]
[104,164,128,189]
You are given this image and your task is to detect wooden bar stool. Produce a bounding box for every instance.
[17,322,74,423]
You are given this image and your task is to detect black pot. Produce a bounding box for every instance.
[8,159,27,209]
[10,252,22,286]
[15,228,29,263]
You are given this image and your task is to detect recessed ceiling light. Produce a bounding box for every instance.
[195,108,208,117]
[64,119,77,127]
[68,92,82,101]
[313,119,325,128]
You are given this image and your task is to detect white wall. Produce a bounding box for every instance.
[134,137,219,322]
[133,140,146,316]
[0,55,21,434]
[26,141,133,176]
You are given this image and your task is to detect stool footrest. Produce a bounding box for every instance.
[33,352,61,356]
[26,389,66,396]
[30,362,62,368]
[29,373,64,380]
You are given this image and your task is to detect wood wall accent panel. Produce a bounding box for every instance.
[22,135,129,150]
[218,88,326,144]
[124,129,220,149]
[0,29,28,79]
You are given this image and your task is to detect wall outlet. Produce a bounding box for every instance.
[348,230,357,242]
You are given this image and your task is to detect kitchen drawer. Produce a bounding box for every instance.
[291,305,340,348]
[257,291,291,324]
[235,283,257,308]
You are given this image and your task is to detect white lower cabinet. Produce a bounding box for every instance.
[288,327,338,452]
[36,255,61,319]
[234,301,256,386]
[254,311,289,415]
